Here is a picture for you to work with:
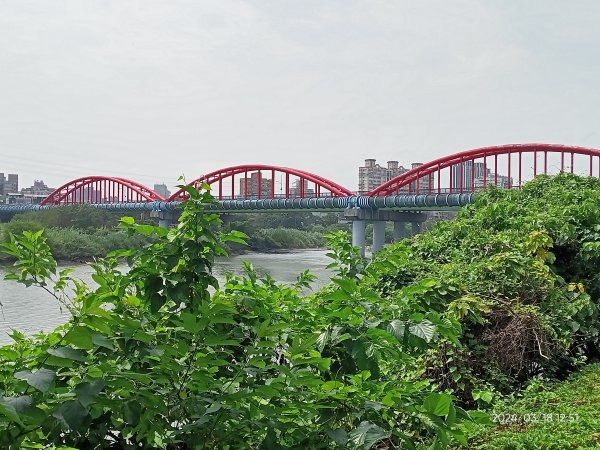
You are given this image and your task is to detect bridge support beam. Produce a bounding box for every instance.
[372,221,386,253]
[351,220,366,257]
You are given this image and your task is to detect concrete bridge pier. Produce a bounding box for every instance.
[150,211,179,229]
[345,209,427,257]
[393,221,406,242]
[372,221,386,253]
[351,220,366,256]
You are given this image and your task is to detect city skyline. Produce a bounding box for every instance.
[0,149,582,201]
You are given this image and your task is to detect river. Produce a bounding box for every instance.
[0,249,333,346]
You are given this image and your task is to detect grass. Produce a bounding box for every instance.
[466,363,600,449]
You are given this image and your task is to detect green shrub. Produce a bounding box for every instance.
[369,173,600,398]
[4,216,44,238]
[249,227,325,250]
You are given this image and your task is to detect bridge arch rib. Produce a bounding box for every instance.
[40,176,165,205]
[367,143,600,196]
[167,165,353,201]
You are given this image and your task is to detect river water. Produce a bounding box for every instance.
[0,249,333,346]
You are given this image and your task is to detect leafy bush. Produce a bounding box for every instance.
[44,227,154,261]
[0,186,477,449]
[4,216,44,238]
[249,227,325,250]
[369,173,600,398]
[4,174,598,448]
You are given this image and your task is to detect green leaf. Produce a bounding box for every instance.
[223,230,249,245]
[387,320,407,340]
[348,421,388,449]
[120,216,135,225]
[472,389,494,404]
[134,224,159,235]
[423,393,451,417]
[124,400,142,426]
[0,395,32,426]
[47,347,87,362]
[467,410,494,425]
[409,320,436,342]
[14,368,56,393]
[91,332,114,350]
[333,277,357,294]
[326,428,348,445]
[53,400,88,430]
[65,325,94,350]
[74,381,105,407]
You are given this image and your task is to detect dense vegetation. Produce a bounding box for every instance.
[369,173,600,399]
[223,212,346,251]
[0,207,153,262]
[0,208,345,260]
[0,174,599,448]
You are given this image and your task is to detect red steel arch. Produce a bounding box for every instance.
[167,165,353,201]
[367,143,600,196]
[40,176,165,205]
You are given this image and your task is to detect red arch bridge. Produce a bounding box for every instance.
[2,143,599,254]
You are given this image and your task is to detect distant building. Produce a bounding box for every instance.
[8,180,55,204]
[451,161,512,190]
[0,173,18,195]
[451,161,486,190]
[74,187,101,203]
[289,179,314,197]
[239,172,273,198]
[474,172,512,189]
[358,159,435,193]
[407,162,436,193]
[22,180,54,196]
[153,183,171,199]
[358,159,408,193]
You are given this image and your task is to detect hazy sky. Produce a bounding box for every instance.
[1,0,599,192]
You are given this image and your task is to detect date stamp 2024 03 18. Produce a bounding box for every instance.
[493,412,579,424]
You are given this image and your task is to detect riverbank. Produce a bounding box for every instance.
[0,222,328,262]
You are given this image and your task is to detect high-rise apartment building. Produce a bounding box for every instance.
[0,173,18,195]
[358,159,435,193]
[451,161,513,190]
[451,161,486,190]
[289,179,314,197]
[473,172,512,189]
[358,159,408,193]
[238,172,273,198]
[153,183,171,199]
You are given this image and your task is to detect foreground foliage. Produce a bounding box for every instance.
[0,186,475,449]
[2,174,600,448]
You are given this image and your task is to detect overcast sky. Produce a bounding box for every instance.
[1,0,599,192]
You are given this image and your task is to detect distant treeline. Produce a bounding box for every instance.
[0,206,154,261]
[0,207,353,260]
